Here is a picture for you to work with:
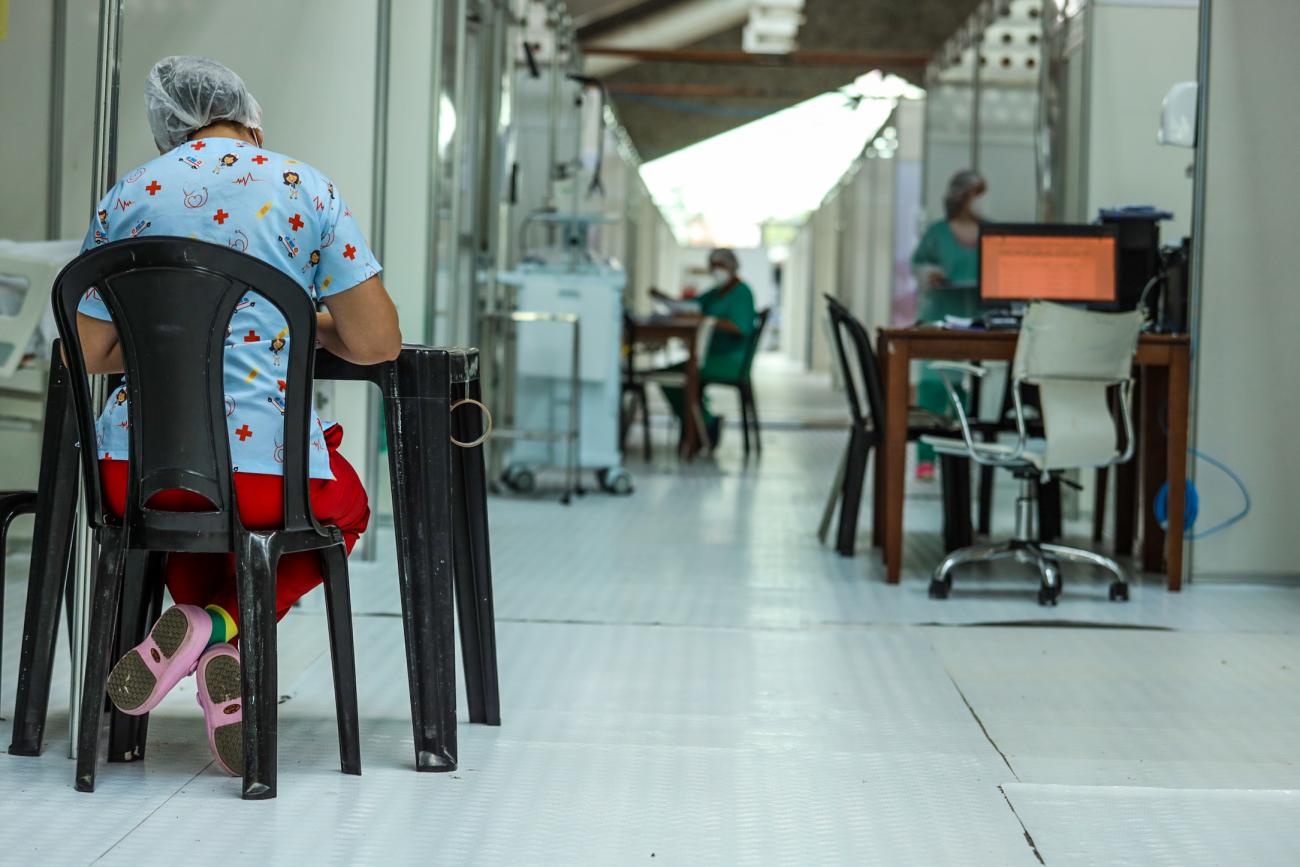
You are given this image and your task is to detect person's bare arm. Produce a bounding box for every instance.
[319,275,402,365]
[74,313,124,374]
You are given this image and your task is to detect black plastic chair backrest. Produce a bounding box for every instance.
[824,295,886,431]
[51,237,320,544]
[739,307,772,381]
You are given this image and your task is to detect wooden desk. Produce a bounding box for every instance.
[629,315,705,460]
[876,327,1191,591]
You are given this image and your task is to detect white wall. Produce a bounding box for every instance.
[0,1,56,240]
[1086,0,1199,239]
[1190,0,1298,579]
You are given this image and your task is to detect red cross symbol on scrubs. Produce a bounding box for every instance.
[251,154,267,165]
[288,213,304,232]
[145,180,162,196]
[235,424,253,441]
[213,208,230,225]
[343,243,357,260]
[191,141,206,151]
[243,330,260,342]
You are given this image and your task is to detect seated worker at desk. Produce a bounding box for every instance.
[649,248,755,450]
[73,56,401,779]
[909,169,985,481]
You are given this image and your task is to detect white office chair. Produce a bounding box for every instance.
[921,302,1143,605]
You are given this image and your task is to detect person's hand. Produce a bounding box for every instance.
[927,268,947,288]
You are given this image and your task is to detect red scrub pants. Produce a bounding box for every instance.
[98,424,370,625]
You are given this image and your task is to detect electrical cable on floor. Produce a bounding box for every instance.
[1155,403,1251,540]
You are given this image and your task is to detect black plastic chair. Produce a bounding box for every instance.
[0,489,39,704]
[819,295,972,558]
[619,314,652,461]
[703,307,771,457]
[51,237,360,800]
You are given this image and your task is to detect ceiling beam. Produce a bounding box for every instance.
[606,83,816,98]
[581,47,930,67]
[576,0,693,41]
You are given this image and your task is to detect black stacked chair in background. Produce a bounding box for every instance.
[620,313,653,462]
[0,489,39,702]
[704,307,771,457]
[52,238,360,800]
[819,295,972,558]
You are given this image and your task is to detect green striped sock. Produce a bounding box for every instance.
[205,605,238,646]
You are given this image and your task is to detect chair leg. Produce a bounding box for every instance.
[0,496,38,706]
[451,376,501,727]
[745,384,762,454]
[739,385,751,457]
[321,545,361,776]
[640,388,652,462]
[75,530,128,793]
[835,430,871,557]
[818,443,849,545]
[1092,467,1109,543]
[234,534,280,800]
[10,365,78,757]
[107,551,163,763]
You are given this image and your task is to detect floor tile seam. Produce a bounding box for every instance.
[997,784,1047,865]
[1002,781,1300,796]
[90,764,213,864]
[942,661,1022,783]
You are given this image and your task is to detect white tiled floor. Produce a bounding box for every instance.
[1,355,1298,865]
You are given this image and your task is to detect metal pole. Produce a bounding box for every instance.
[545,1,560,210]
[46,0,68,240]
[71,0,124,759]
[359,0,393,562]
[424,0,447,347]
[447,0,470,345]
[1184,0,1213,584]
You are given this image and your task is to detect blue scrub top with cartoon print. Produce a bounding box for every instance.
[77,136,382,479]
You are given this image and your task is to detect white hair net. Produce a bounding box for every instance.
[145,56,263,152]
[943,170,986,220]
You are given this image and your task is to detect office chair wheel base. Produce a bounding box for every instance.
[1108,580,1129,602]
[1037,585,1059,606]
[928,577,952,599]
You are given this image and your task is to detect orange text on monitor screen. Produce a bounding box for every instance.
[981,235,1116,302]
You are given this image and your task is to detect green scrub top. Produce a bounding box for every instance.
[697,279,756,382]
[911,219,980,321]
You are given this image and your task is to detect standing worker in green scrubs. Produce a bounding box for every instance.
[650,248,756,451]
[910,169,986,481]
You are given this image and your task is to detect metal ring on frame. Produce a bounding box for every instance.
[450,398,493,448]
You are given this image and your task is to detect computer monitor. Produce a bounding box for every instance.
[979,224,1119,306]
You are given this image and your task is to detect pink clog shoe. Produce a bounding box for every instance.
[196,643,244,777]
[106,604,213,715]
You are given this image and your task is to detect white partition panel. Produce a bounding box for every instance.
[1191,0,1298,580]
[0,1,57,240]
[1086,0,1198,238]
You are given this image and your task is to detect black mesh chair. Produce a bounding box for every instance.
[819,295,972,558]
[52,238,359,800]
[703,307,771,457]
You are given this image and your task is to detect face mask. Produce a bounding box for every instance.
[710,268,731,285]
[969,194,985,215]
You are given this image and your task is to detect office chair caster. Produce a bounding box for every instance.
[928,576,952,599]
[1108,580,1129,602]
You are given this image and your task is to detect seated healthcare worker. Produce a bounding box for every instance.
[649,248,756,450]
[909,169,985,481]
[74,56,401,778]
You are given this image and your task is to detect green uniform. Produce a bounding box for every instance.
[911,220,980,462]
[660,280,756,430]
